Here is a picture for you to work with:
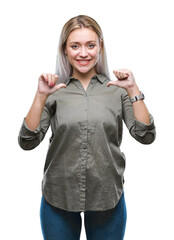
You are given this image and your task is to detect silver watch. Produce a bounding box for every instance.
[130,91,145,103]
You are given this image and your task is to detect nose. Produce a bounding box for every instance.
[79,46,88,58]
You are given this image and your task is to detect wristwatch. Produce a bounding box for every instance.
[130,91,145,103]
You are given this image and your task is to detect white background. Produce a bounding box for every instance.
[0,0,173,239]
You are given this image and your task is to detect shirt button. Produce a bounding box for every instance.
[82,144,87,149]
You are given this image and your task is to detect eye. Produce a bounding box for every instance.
[71,45,79,49]
[88,44,95,49]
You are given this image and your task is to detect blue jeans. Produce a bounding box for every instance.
[40,191,127,240]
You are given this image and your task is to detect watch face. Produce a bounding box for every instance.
[140,92,144,99]
[140,93,144,99]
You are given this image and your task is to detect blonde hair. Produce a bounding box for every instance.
[55,15,110,83]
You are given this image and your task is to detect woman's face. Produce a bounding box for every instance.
[65,28,101,78]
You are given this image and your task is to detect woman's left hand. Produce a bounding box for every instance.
[107,69,150,125]
[107,69,136,90]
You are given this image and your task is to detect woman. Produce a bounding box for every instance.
[18,15,156,240]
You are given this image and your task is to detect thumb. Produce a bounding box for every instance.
[107,80,120,87]
[55,83,67,90]
[49,83,67,94]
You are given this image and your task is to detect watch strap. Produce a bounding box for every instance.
[130,91,145,103]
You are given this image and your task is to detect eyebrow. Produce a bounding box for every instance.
[70,41,97,44]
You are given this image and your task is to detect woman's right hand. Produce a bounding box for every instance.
[25,74,66,131]
[37,73,66,96]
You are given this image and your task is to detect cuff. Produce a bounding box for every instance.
[19,118,41,137]
[134,114,156,137]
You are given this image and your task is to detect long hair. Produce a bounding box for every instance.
[55,15,110,83]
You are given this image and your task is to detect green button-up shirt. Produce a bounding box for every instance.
[18,74,156,212]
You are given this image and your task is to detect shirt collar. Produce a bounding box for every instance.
[64,74,108,86]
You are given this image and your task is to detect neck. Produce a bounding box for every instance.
[72,69,97,82]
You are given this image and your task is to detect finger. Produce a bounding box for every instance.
[54,83,67,91]
[53,74,59,84]
[45,74,56,87]
[114,69,129,76]
[113,70,128,80]
[48,83,66,94]
[50,74,59,87]
[40,73,48,82]
[107,81,119,87]
[121,72,129,78]
[113,70,123,80]
[55,75,59,80]
[48,74,55,87]
[47,74,53,86]
[113,70,119,78]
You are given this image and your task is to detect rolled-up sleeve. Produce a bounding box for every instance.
[18,105,51,150]
[122,90,156,144]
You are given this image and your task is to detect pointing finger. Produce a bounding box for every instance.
[54,83,67,90]
[107,81,119,87]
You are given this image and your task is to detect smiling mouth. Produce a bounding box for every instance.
[76,60,91,66]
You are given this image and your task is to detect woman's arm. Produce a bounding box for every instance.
[125,83,150,125]
[25,92,48,131]
[107,69,150,125]
[18,74,66,150]
[107,69,155,144]
[25,73,66,131]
